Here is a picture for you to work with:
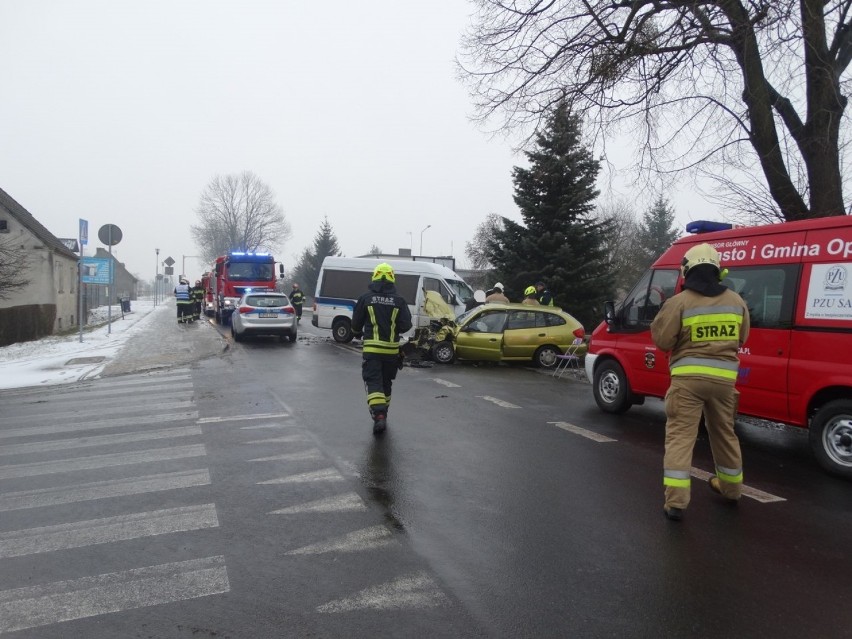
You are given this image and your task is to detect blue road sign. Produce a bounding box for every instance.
[79,219,88,246]
[81,257,112,284]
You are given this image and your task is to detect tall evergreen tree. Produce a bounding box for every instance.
[636,196,680,270]
[487,103,614,329]
[292,217,341,297]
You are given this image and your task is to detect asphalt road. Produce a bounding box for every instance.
[1,312,850,638]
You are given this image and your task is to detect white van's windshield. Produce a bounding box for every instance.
[445,278,474,303]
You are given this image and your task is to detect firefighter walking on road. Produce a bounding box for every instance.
[650,243,750,521]
[191,280,204,322]
[289,283,305,322]
[351,263,412,435]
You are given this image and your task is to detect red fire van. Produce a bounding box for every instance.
[585,216,852,478]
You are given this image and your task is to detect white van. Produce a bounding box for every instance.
[311,257,475,342]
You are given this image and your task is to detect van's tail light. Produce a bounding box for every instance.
[239,306,253,314]
[573,328,585,339]
[282,306,295,314]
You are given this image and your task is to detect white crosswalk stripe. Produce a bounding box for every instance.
[0,556,229,634]
[0,370,229,635]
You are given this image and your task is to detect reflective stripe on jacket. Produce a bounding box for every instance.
[175,284,191,301]
[352,280,413,357]
[650,288,750,383]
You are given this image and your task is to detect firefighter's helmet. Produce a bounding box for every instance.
[681,243,721,277]
[195,280,201,286]
[524,285,537,296]
[493,282,504,291]
[372,262,395,283]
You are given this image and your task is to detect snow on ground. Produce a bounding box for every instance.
[0,299,168,391]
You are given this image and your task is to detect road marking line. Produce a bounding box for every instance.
[0,469,211,512]
[15,384,193,402]
[548,421,617,443]
[240,424,288,430]
[258,468,344,484]
[0,391,193,414]
[0,504,219,559]
[0,413,199,440]
[269,493,367,515]
[249,449,323,463]
[0,426,202,457]
[0,444,207,480]
[689,467,786,503]
[244,435,309,445]
[0,401,195,425]
[0,556,229,634]
[80,373,193,389]
[197,413,289,424]
[478,395,521,409]
[316,572,448,613]
[432,378,460,388]
[286,525,394,555]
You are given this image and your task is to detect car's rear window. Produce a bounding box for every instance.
[246,295,287,307]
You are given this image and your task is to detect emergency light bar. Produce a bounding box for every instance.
[686,220,734,234]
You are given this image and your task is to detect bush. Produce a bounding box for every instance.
[0,304,57,347]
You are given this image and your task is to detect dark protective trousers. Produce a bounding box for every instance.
[362,354,399,418]
[177,301,193,323]
[663,376,743,509]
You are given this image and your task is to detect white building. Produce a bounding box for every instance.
[0,187,79,345]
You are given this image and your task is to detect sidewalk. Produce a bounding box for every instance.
[100,300,226,377]
[0,299,226,391]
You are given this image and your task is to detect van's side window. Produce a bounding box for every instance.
[621,269,679,328]
[722,265,797,329]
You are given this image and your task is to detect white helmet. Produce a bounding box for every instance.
[493,282,504,291]
[681,243,721,277]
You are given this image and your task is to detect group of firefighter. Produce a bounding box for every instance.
[173,278,205,324]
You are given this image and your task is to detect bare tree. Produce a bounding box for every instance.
[597,199,643,297]
[192,171,292,264]
[459,1,852,221]
[0,235,29,300]
[465,212,504,270]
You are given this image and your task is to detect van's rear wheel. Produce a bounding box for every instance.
[332,318,353,343]
[810,400,852,478]
[593,359,632,414]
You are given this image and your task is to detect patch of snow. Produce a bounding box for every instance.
[0,299,167,391]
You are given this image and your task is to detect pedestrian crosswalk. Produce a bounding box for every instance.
[0,367,455,635]
[0,369,227,635]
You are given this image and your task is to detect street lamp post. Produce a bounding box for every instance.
[155,248,160,305]
[406,231,413,251]
[420,225,431,256]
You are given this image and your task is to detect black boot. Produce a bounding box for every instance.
[372,413,387,435]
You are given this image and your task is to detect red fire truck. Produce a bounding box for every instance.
[211,252,283,324]
[200,272,214,317]
[585,216,852,478]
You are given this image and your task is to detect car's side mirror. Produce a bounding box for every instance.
[604,301,617,327]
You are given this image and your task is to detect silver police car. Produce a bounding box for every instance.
[230,290,297,342]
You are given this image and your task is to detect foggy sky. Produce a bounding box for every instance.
[1,1,711,283]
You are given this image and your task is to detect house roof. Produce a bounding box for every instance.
[94,247,138,283]
[0,186,79,260]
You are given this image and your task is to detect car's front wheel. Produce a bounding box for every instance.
[534,345,560,368]
[810,399,852,478]
[592,359,632,414]
[432,341,456,364]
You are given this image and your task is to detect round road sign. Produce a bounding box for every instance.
[98,224,123,246]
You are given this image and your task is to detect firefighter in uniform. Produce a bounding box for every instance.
[535,281,554,306]
[191,280,204,322]
[351,263,412,435]
[650,243,750,521]
[521,286,540,306]
[289,283,305,322]
[174,278,193,324]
